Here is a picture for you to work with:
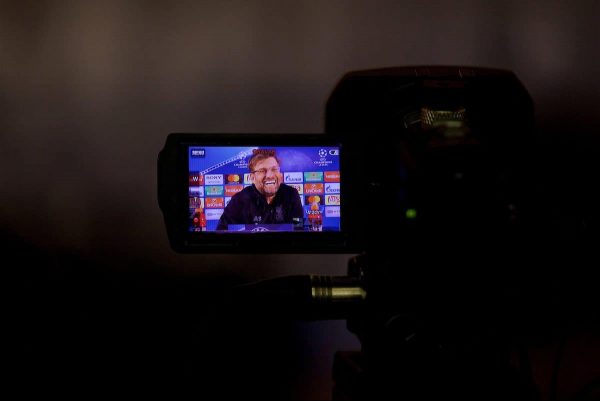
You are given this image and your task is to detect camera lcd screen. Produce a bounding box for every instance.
[188,146,341,233]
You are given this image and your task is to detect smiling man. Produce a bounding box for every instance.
[216,149,304,231]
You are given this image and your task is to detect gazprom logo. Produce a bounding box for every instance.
[191,148,205,157]
[284,172,303,183]
[325,183,340,194]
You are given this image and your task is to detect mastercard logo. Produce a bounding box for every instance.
[227,174,240,183]
[307,195,321,204]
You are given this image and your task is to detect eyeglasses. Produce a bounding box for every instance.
[251,167,281,176]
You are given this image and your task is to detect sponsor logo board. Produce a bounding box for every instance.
[324,183,340,194]
[189,197,204,209]
[325,195,341,205]
[205,197,225,208]
[289,183,303,194]
[224,185,243,196]
[324,171,340,182]
[325,206,341,218]
[284,172,303,183]
[304,172,324,182]
[205,209,224,220]
[189,173,204,185]
[205,186,224,196]
[205,174,223,185]
[304,183,324,195]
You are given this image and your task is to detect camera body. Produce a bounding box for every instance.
[158,66,539,398]
[326,67,537,399]
[159,66,534,256]
[326,66,534,248]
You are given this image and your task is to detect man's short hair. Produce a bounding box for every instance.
[249,149,280,172]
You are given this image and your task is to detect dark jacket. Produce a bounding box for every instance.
[216,184,303,230]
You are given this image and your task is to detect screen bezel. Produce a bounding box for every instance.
[159,133,356,253]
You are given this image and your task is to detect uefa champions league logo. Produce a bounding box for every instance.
[251,227,269,232]
[315,148,336,168]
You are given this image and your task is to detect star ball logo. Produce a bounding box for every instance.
[315,148,338,168]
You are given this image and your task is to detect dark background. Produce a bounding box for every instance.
[4,1,599,399]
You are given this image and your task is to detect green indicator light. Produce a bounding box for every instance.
[406,208,417,219]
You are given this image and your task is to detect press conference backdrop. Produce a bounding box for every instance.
[188,146,341,231]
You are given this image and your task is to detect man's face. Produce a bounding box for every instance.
[251,157,282,197]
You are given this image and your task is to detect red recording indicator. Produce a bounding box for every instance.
[304,183,324,195]
[224,185,244,196]
[189,173,205,185]
[324,171,340,182]
[205,197,225,208]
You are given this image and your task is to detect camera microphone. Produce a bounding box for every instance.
[230,275,365,320]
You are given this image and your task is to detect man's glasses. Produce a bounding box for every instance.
[252,167,281,176]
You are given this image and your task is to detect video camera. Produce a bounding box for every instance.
[158,66,541,399]
[158,66,533,254]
